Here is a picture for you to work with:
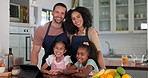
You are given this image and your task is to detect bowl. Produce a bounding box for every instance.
[12,69,20,75]
[135,59,143,63]
[0,67,5,73]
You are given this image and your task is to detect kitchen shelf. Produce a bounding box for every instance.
[100,5,110,8]
[134,3,146,5]
[116,4,128,7]
[10,22,38,27]
[99,19,110,21]
[10,0,39,27]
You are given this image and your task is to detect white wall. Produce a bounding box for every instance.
[36,0,72,25]
[100,34,147,55]
[147,0,148,53]
[0,0,9,54]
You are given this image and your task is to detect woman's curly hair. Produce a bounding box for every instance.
[64,6,93,34]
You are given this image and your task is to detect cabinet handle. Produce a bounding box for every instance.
[26,36,31,61]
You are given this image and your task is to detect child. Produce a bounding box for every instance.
[63,41,99,78]
[41,41,72,75]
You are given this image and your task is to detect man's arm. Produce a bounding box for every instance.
[31,45,41,65]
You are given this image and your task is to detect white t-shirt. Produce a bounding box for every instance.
[46,54,72,69]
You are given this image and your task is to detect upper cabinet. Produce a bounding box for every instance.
[99,0,111,31]
[10,0,38,27]
[115,0,129,32]
[79,0,147,34]
[79,0,95,28]
[133,0,147,33]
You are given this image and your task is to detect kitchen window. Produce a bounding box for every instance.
[41,9,52,25]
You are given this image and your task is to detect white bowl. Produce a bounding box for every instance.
[12,69,20,75]
[0,67,5,73]
[135,59,143,63]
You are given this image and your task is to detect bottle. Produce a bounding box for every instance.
[20,7,23,23]
[8,48,14,72]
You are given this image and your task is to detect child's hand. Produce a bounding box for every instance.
[48,69,58,75]
[76,67,85,73]
[48,69,63,75]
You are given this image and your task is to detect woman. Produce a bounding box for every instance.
[64,6,106,69]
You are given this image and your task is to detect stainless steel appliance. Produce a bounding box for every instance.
[10,3,20,22]
[9,27,33,64]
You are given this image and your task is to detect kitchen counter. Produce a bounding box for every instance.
[0,74,92,78]
[105,60,148,70]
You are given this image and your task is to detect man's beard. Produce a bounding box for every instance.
[53,16,64,24]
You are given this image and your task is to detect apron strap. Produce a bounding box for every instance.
[45,21,52,36]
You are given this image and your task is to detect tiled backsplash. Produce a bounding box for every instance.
[100,34,147,55]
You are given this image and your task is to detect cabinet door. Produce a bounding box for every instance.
[99,0,111,31]
[126,70,147,78]
[9,35,20,57]
[133,0,147,31]
[116,0,129,32]
[79,0,94,28]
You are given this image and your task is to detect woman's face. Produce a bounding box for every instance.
[76,47,89,64]
[53,42,66,58]
[71,11,84,28]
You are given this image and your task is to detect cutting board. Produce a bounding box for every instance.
[0,72,11,76]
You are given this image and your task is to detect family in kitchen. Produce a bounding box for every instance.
[30,2,106,78]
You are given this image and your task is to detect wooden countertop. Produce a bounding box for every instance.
[105,60,148,70]
[0,74,92,78]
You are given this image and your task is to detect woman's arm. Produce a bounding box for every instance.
[88,28,106,69]
[98,50,106,69]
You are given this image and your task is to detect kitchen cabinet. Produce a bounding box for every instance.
[10,0,38,27]
[9,27,34,64]
[99,0,111,32]
[79,0,95,28]
[79,0,147,34]
[115,0,129,32]
[133,0,147,33]
[126,70,147,78]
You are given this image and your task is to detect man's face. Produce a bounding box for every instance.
[52,6,66,24]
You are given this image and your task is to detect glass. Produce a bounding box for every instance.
[134,54,144,63]
[129,54,137,62]
[0,52,7,62]
[122,54,128,62]
[143,55,148,63]
[121,61,128,66]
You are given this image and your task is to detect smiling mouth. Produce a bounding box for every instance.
[77,58,82,62]
[75,22,81,26]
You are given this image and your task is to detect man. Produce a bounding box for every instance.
[31,3,69,66]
